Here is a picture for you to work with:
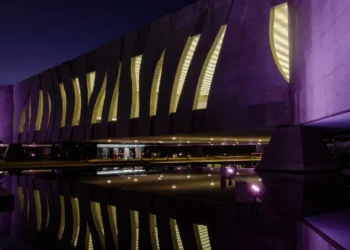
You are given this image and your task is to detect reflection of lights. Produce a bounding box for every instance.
[235,139,237,141]
[97,169,145,175]
[187,141,190,144]
[172,185,176,189]
[31,153,35,157]
[108,139,111,142]
[179,153,182,156]
[107,180,111,183]
[0,171,2,174]
[128,177,131,179]
[158,178,162,180]
[159,141,163,144]
[237,172,240,175]
[211,168,214,170]
[172,137,176,140]
[251,184,260,192]
[258,139,262,142]
[210,182,215,186]
[208,174,211,177]
[259,178,262,181]
[210,138,214,141]
[153,153,156,156]
[134,179,138,182]
[160,175,163,178]
[187,175,190,178]
[177,167,180,170]
[227,168,234,174]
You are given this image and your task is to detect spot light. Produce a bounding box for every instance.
[251,184,260,193]
[108,139,111,142]
[187,175,190,178]
[134,179,138,182]
[227,168,234,174]
[107,180,111,183]
[172,137,176,140]
[172,185,176,189]
[210,182,215,186]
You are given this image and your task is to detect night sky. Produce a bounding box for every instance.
[0,0,198,85]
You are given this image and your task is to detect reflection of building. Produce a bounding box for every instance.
[0,1,291,144]
[96,144,144,159]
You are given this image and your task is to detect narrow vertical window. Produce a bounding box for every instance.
[108,63,122,121]
[19,108,26,133]
[47,93,51,128]
[170,35,200,114]
[130,55,142,118]
[92,73,107,124]
[72,78,81,126]
[193,26,227,110]
[35,90,44,131]
[150,50,165,116]
[59,83,67,128]
[33,190,42,232]
[107,205,118,248]
[86,72,96,103]
[270,3,289,82]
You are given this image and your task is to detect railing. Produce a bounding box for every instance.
[7,175,216,250]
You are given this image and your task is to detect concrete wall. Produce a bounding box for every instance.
[0,85,14,143]
[290,0,350,124]
[10,0,291,143]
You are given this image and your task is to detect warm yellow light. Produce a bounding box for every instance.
[108,139,111,142]
[172,185,176,189]
[59,83,67,128]
[107,180,111,183]
[172,137,176,140]
[150,50,165,116]
[72,78,81,126]
[35,90,44,131]
[210,138,214,141]
[134,179,138,182]
[86,72,96,103]
[92,73,107,124]
[170,35,200,113]
[108,63,122,121]
[270,3,289,82]
[210,182,215,186]
[193,25,227,110]
[131,55,142,118]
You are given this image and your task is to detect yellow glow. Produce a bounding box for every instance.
[19,108,26,133]
[71,198,80,247]
[131,55,142,118]
[130,210,139,250]
[270,3,289,82]
[47,94,51,128]
[150,214,160,250]
[91,202,105,249]
[170,35,200,113]
[59,83,67,128]
[92,73,107,124]
[194,26,227,110]
[35,90,44,131]
[72,78,81,126]
[194,224,211,250]
[170,218,184,250]
[57,195,65,240]
[150,50,165,116]
[108,63,122,121]
[33,190,41,232]
[87,72,96,103]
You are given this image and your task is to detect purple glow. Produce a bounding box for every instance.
[251,184,260,192]
[31,153,35,157]
[227,168,234,174]
[179,153,182,156]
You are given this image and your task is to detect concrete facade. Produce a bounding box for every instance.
[0,0,294,144]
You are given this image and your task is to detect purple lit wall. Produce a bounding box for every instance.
[290,0,350,124]
[0,85,13,143]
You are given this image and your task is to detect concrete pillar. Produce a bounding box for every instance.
[135,147,142,159]
[124,148,130,160]
[256,126,337,172]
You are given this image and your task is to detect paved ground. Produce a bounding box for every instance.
[69,168,262,203]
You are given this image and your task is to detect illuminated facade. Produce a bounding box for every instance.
[0,0,293,144]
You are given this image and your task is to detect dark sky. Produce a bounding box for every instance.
[0,0,198,85]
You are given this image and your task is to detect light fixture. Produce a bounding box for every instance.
[158,178,162,180]
[259,178,262,181]
[235,139,237,141]
[108,139,111,142]
[251,184,260,193]
[160,175,163,178]
[187,175,190,178]
[187,141,190,144]
[107,180,111,183]
[134,179,138,182]
[210,182,215,186]
[172,137,176,140]
[172,185,176,189]
[208,174,211,177]
[134,140,138,142]
[227,168,234,174]
[237,172,240,175]
[112,118,117,121]
[127,177,131,179]
[221,143,224,145]
[159,141,163,144]
[258,139,262,142]
[179,153,182,156]
[210,138,214,141]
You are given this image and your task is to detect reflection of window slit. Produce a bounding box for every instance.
[170,218,184,250]
[130,210,139,250]
[57,195,65,240]
[107,205,118,248]
[33,190,42,232]
[91,202,105,249]
[71,198,80,247]
[194,224,211,250]
[47,93,51,128]
[18,187,24,212]
[46,193,50,228]
[150,214,160,250]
